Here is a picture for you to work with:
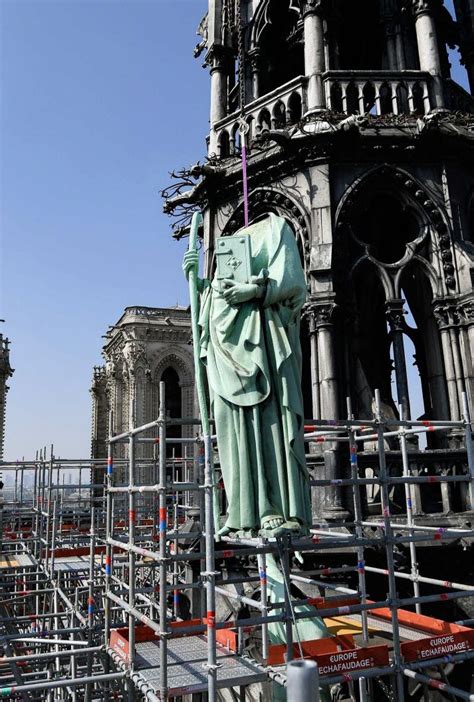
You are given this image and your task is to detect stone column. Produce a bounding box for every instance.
[434,302,461,421]
[302,0,326,114]
[449,325,467,413]
[302,303,320,420]
[90,366,109,460]
[209,47,228,157]
[314,300,348,519]
[105,353,125,459]
[248,48,261,101]
[459,298,474,413]
[316,303,339,420]
[386,300,412,420]
[395,22,407,70]
[381,4,398,70]
[412,0,445,109]
[90,366,109,500]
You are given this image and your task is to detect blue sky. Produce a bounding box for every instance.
[0,0,470,460]
[1,0,209,459]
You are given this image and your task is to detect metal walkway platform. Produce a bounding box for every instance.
[0,553,35,569]
[133,635,266,697]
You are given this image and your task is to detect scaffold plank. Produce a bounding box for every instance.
[131,636,266,696]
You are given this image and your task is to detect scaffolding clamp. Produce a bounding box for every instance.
[201,570,220,580]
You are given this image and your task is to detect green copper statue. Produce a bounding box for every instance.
[183,213,312,538]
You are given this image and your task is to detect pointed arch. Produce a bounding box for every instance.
[152,350,194,387]
[334,165,455,292]
[222,187,311,274]
[250,0,301,48]
[151,349,194,429]
[333,165,453,424]
[250,0,303,96]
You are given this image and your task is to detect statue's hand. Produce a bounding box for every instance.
[182,250,199,280]
[222,279,259,304]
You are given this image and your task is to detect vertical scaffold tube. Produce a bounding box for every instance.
[347,399,369,702]
[45,447,53,572]
[159,382,168,701]
[104,411,114,702]
[282,534,294,663]
[204,430,217,701]
[399,406,421,614]
[50,500,57,584]
[287,660,320,701]
[187,211,218,699]
[128,399,136,702]
[85,505,95,702]
[375,390,405,702]
[33,452,39,559]
[462,392,474,511]
[258,546,269,665]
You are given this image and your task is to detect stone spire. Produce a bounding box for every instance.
[0,332,14,460]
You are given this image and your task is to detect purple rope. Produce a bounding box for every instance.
[242,142,249,227]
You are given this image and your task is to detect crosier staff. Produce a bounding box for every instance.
[185,212,219,698]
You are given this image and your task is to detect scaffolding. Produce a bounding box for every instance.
[0,384,473,700]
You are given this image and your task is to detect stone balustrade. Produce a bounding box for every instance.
[308,447,471,518]
[212,71,438,159]
[212,76,308,158]
[122,306,189,319]
[324,70,432,116]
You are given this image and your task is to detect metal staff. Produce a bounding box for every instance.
[186,213,220,531]
[187,212,219,700]
[187,213,209,435]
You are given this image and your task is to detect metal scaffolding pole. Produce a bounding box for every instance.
[1,393,474,701]
[158,382,168,702]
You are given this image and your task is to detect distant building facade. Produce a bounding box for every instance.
[0,333,13,461]
[90,306,195,484]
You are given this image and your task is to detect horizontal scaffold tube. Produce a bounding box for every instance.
[290,574,358,595]
[309,475,471,486]
[107,591,162,635]
[403,669,474,701]
[108,416,204,443]
[0,672,125,696]
[302,418,463,429]
[0,646,102,664]
[361,521,473,535]
[107,482,200,494]
[9,638,92,647]
[365,565,474,591]
[1,627,85,641]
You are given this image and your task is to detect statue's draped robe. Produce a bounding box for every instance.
[198,214,312,532]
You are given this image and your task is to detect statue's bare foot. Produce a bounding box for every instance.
[217,524,233,537]
[260,515,290,537]
[261,516,285,532]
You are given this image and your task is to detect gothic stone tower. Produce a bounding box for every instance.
[0,333,13,461]
[165,0,474,521]
[90,306,195,487]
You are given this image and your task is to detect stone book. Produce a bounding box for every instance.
[215,235,252,287]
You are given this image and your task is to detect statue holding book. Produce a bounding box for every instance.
[183,213,311,537]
